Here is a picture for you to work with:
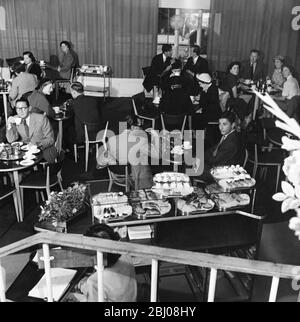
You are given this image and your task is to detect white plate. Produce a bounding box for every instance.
[29,148,40,154]
[11,141,24,147]
[23,155,37,160]
[20,159,35,166]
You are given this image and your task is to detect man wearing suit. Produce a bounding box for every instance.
[68,82,101,144]
[183,45,209,95]
[143,44,173,92]
[240,49,265,82]
[6,98,57,163]
[205,111,242,167]
[193,111,243,178]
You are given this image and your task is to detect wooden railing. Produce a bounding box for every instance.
[0,232,299,302]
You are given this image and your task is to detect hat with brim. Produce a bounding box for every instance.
[196,73,212,84]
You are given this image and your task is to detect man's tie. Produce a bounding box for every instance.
[22,118,30,140]
[213,135,225,157]
[250,63,254,80]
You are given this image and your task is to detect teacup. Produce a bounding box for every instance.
[183,141,192,149]
[53,106,61,113]
[14,117,22,125]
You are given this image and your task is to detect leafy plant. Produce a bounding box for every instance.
[39,182,88,222]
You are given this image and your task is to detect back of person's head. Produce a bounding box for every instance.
[125,114,140,129]
[171,59,182,70]
[60,40,71,49]
[84,224,121,267]
[220,110,236,124]
[11,61,26,74]
[37,79,53,90]
[22,51,36,62]
[227,61,241,73]
[192,45,201,56]
[70,81,84,94]
[162,44,172,54]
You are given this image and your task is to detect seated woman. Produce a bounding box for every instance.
[26,79,55,117]
[274,64,300,120]
[77,224,137,302]
[23,51,42,81]
[220,61,249,122]
[271,55,285,88]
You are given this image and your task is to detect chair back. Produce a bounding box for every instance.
[107,165,130,192]
[132,92,146,117]
[142,66,151,78]
[160,113,187,135]
[84,122,103,142]
[95,121,109,150]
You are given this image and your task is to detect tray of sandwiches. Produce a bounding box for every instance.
[92,192,132,223]
[210,165,256,192]
[176,187,215,215]
[151,172,194,197]
[209,192,250,211]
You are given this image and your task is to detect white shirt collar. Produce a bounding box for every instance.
[193,56,198,64]
[163,53,167,63]
[223,129,235,140]
[287,75,292,80]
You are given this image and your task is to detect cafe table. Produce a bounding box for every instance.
[0,151,43,221]
[52,112,71,153]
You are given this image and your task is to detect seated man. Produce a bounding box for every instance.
[68,82,102,144]
[143,44,174,92]
[97,115,159,190]
[76,224,137,302]
[6,98,57,163]
[240,49,265,82]
[159,60,193,116]
[194,111,243,176]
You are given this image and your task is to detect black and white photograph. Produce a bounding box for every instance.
[0,0,300,306]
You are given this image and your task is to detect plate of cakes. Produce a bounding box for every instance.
[132,199,171,219]
[152,172,194,197]
[210,192,250,211]
[176,187,215,214]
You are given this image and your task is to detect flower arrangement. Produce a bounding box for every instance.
[254,90,300,239]
[39,182,88,222]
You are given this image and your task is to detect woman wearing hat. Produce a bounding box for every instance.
[271,55,285,88]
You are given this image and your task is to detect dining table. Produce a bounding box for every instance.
[0,149,43,221]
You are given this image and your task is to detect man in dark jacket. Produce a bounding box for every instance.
[240,49,265,82]
[68,82,102,144]
[143,44,174,92]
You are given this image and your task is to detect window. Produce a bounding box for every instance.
[157,8,210,59]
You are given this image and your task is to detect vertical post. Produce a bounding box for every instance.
[0,259,6,302]
[207,268,218,302]
[174,9,180,58]
[150,259,159,302]
[269,276,280,302]
[97,251,105,302]
[196,10,203,47]
[42,243,53,302]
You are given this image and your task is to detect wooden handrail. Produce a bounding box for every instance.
[0,232,299,280]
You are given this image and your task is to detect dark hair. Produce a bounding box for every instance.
[38,79,54,90]
[84,224,121,267]
[162,44,172,53]
[192,45,201,56]
[282,63,296,77]
[171,59,182,70]
[15,97,30,107]
[11,62,26,74]
[227,61,241,73]
[125,114,139,128]
[219,111,236,124]
[60,40,71,49]
[250,49,260,56]
[23,51,36,63]
[70,81,84,93]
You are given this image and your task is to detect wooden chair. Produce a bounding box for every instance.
[18,154,64,220]
[160,113,187,136]
[0,184,20,222]
[74,121,107,172]
[55,65,77,100]
[132,92,159,129]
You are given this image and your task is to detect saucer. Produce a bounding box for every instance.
[20,159,35,166]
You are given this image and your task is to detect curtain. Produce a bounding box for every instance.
[0,0,159,77]
[207,0,300,76]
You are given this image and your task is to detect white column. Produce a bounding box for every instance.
[269,276,280,302]
[42,243,53,302]
[97,251,105,302]
[150,259,159,302]
[174,9,181,58]
[0,259,6,302]
[196,10,203,47]
[207,268,218,302]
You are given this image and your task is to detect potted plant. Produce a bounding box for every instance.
[39,182,89,233]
